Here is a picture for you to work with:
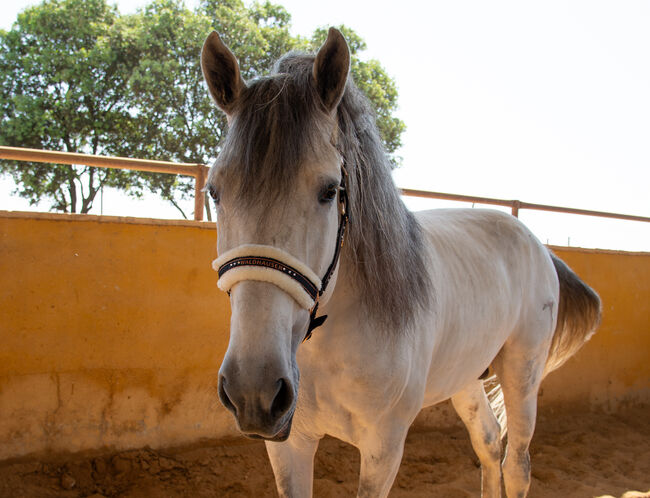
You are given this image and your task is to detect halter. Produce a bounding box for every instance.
[212,167,349,342]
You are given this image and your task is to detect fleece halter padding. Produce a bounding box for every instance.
[212,244,322,310]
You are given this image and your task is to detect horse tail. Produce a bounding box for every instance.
[486,377,508,439]
[544,251,602,376]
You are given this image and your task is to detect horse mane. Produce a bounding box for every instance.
[219,52,431,334]
[276,52,432,333]
[326,61,432,333]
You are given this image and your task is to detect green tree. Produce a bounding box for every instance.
[0,0,148,213]
[0,0,405,217]
[123,0,215,218]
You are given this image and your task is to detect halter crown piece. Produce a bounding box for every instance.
[212,168,349,342]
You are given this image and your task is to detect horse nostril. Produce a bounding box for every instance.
[218,376,237,416]
[270,378,294,418]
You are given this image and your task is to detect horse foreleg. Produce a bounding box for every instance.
[265,431,320,498]
[356,426,409,498]
[452,380,503,498]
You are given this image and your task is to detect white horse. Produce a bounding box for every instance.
[200,28,601,497]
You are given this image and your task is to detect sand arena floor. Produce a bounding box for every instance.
[1,406,648,498]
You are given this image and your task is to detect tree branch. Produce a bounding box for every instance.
[169,197,188,220]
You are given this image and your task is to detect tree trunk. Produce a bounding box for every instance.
[80,168,98,213]
[68,174,77,213]
[204,195,212,222]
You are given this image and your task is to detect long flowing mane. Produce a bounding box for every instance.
[327,66,432,332]
[217,52,431,333]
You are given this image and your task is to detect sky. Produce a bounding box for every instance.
[2,0,649,251]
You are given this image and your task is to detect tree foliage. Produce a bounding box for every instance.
[0,0,405,216]
[0,0,144,213]
[310,26,405,162]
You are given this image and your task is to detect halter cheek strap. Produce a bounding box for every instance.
[212,168,349,342]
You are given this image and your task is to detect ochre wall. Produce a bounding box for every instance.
[0,212,235,461]
[538,246,650,411]
[1,212,648,460]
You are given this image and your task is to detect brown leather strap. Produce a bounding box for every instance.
[304,167,349,342]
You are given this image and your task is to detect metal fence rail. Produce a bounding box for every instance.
[0,146,209,220]
[400,188,650,223]
[1,146,648,224]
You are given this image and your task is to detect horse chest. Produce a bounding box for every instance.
[295,334,416,441]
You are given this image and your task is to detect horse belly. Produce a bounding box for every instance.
[421,325,508,406]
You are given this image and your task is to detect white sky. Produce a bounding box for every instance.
[2,0,649,250]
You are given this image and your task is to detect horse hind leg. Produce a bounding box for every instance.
[452,380,503,498]
[492,337,549,498]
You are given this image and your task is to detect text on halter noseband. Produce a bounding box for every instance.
[218,256,319,302]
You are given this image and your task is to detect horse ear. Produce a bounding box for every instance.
[313,28,350,113]
[201,31,246,116]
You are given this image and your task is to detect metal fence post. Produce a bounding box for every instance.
[193,165,207,221]
[511,200,520,218]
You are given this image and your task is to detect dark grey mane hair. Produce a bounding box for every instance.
[218,51,431,333]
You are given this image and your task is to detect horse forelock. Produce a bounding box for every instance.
[214,55,337,212]
[215,51,431,334]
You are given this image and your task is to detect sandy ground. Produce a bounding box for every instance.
[1,407,648,498]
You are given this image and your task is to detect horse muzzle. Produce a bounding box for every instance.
[218,373,297,440]
[244,415,294,442]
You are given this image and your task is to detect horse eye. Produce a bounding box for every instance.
[207,184,220,204]
[319,184,338,203]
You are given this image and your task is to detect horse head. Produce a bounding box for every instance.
[201,29,350,440]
